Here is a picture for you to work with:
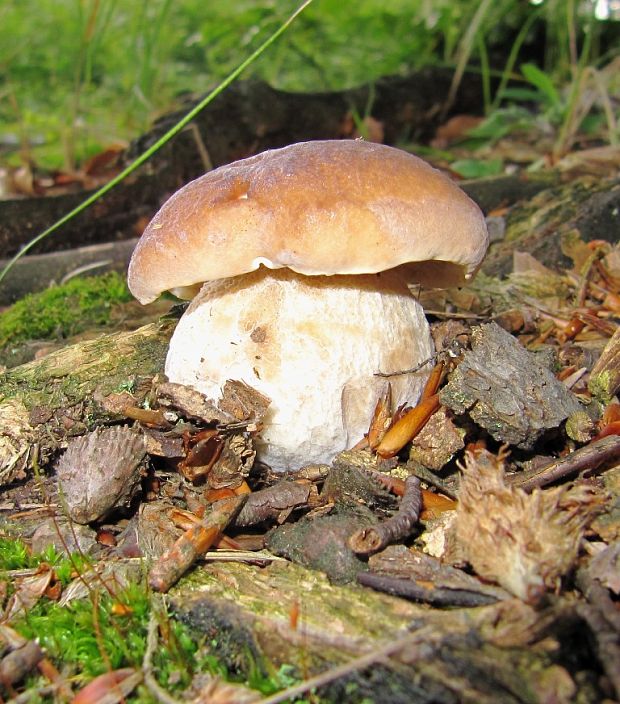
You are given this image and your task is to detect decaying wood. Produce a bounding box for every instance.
[172,559,604,703]
[482,175,620,278]
[440,322,582,448]
[0,319,174,484]
[361,545,510,607]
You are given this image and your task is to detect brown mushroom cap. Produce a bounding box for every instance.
[128,140,488,304]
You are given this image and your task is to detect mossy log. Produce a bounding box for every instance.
[0,318,175,484]
[482,175,620,278]
[173,560,599,703]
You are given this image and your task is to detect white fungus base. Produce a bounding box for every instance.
[165,268,433,471]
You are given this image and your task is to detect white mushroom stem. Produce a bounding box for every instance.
[165,267,433,471]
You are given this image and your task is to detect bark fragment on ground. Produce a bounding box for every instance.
[440,322,582,448]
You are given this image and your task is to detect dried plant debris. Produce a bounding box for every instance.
[0,399,35,485]
[588,326,620,401]
[0,625,44,690]
[586,541,620,594]
[155,381,234,424]
[218,379,271,423]
[149,493,247,592]
[455,449,603,603]
[234,480,312,527]
[30,519,99,557]
[56,425,146,524]
[440,322,582,448]
[205,433,256,490]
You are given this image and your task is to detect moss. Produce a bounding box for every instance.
[0,272,132,349]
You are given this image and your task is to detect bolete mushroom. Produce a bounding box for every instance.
[128,140,488,471]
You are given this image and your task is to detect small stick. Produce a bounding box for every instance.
[149,494,247,592]
[374,355,435,378]
[349,476,422,555]
[357,572,499,607]
[406,462,458,500]
[510,434,620,492]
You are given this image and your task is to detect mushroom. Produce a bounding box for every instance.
[128,140,488,471]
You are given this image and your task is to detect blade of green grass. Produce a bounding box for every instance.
[0,0,313,290]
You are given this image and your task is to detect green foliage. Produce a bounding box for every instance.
[0,272,132,348]
[450,157,504,179]
[0,536,297,699]
[4,0,609,169]
[0,534,89,582]
[0,535,33,570]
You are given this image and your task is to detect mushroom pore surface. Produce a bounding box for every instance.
[164,267,433,471]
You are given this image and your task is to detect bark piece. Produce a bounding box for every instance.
[218,380,271,423]
[31,519,99,557]
[234,480,311,528]
[440,322,581,448]
[266,507,375,584]
[56,425,146,523]
[408,407,465,470]
[155,381,232,425]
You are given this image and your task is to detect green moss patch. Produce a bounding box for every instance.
[0,272,132,349]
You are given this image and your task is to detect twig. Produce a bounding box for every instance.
[374,356,434,378]
[149,493,247,592]
[406,461,458,500]
[349,476,422,555]
[510,435,620,492]
[357,572,499,607]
